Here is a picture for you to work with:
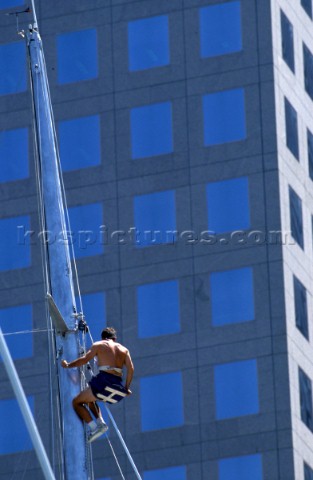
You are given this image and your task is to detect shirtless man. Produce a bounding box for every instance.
[61,327,134,442]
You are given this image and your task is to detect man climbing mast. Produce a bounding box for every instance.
[61,327,134,443]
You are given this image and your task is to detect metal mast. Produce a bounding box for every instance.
[25,3,92,479]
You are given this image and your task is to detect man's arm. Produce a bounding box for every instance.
[61,344,97,369]
[124,350,134,394]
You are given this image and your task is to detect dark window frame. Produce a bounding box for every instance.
[299,368,313,432]
[284,98,299,159]
[293,275,309,339]
[307,128,313,180]
[304,43,313,100]
[305,462,313,480]
[301,0,313,19]
[289,186,304,249]
[280,10,295,72]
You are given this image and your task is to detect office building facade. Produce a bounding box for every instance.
[0,0,313,478]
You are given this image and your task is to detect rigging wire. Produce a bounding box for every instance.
[105,435,126,480]
[79,332,95,478]
[36,44,81,317]
[2,328,53,336]
[104,404,142,480]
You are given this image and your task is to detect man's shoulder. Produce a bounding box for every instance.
[116,342,128,352]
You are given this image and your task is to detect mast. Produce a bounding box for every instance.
[25,4,92,479]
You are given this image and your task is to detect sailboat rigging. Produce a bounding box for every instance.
[1,2,143,479]
[25,3,93,479]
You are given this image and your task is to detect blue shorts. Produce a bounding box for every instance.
[89,371,127,404]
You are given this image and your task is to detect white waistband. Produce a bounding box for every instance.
[99,365,123,374]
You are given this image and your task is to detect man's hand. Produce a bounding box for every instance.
[125,388,132,396]
[61,360,69,368]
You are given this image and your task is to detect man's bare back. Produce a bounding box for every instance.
[92,340,131,377]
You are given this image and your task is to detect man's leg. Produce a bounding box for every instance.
[73,387,108,443]
[72,387,97,423]
[88,401,107,432]
[88,401,100,419]
[88,401,104,422]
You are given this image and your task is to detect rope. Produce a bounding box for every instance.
[78,337,95,478]
[105,435,126,480]
[42,50,77,311]
[104,405,142,480]
[39,49,82,315]
[2,328,53,336]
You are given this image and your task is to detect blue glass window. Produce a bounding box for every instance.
[218,454,263,480]
[128,15,169,71]
[0,0,24,8]
[0,304,32,360]
[308,129,313,181]
[59,116,100,171]
[134,190,176,247]
[0,41,26,95]
[137,280,180,338]
[203,88,246,145]
[200,2,242,58]
[294,276,309,339]
[140,372,184,431]
[301,0,313,19]
[289,186,304,249]
[144,466,186,480]
[305,462,313,480]
[80,292,106,342]
[210,267,254,326]
[299,367,313,432]
[304,43,313,101]
[57,29,98,84]
[281,11,295,73]
[0,127,28,182]
[68,203,103,259]
[0,215,31,270]
[206,177,250,233]
[214,359,259,419]
[285,98,299,159]
[0,396,34,454]
[131,102,173,159]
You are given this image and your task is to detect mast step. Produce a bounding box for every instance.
[46,293,69,334]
